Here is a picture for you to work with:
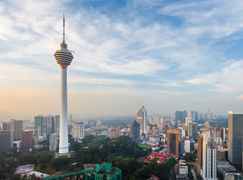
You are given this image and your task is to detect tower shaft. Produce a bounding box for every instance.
[59,67,69,154]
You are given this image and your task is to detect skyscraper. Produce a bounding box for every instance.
[131,120,140,142]
[191,111,199,122]
[197,134,203,170]
[54,16,73,155]
[204,137,217,180]
[185,112,193,137]
[199,128,217,180]
[167,128,180,157]
[34,115,59,142]
[175,111,187,126]
[136,106,147,136]
[228,112,243,169]
[10,119,23,141]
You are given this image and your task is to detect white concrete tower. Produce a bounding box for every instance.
[54,16,73,154]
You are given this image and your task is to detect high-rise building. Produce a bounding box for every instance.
[71,121,85,141]
[21,130,33,152]
[167,128,180,157]
[197,134,203,170]
[228,112,243,169]
[10,119,23,141]
[184,138,190,153]
[2,122,10,131]
[175,111,187,126]
[49,133,58,152]
[204,137,217,180]
[191,111,199,122]
[0,130,11,152]
[54,16,73,155]
[201,128,210,177]
[199,128,217,180]
[34,115,59,141]
[185,112,193,137]
[131,120,140,142]
[136,106,148,136]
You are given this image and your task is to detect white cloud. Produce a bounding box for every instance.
[186,60,243,93]
[161,0,243,39]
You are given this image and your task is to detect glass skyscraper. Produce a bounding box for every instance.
[228,112,243,169]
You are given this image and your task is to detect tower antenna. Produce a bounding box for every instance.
[63,14,65,43]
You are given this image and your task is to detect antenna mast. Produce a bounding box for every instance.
[63,15,65,43]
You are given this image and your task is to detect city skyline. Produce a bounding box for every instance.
[2,0,243,119]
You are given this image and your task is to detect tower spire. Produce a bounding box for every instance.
[61,14,67,49]
[63,15,65,43]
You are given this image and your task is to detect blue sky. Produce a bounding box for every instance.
[1,0,243,119]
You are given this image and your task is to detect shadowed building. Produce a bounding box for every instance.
[197,135,203,170]
[21,130,33,152]
[228,112,243,169]
[0,130,11,152]
[167,128,180,157]
[131,120,140,142]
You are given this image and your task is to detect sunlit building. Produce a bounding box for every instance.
[71,121,85,141]
[136,106,148,136]
[131,120,140,142]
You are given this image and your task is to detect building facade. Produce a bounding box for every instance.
[136,106,148,136]
[10,119,23,141]
[34,115,59,142]
[0,130,11,152]
[131,120,140,142]
[71,121,85,141]
[167,128,180,157]
[228,112,243,169]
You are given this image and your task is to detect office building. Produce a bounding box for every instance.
[199,128,217,180]
[136,106,148,136]
[71,121,85,141]
[228,112,243,169]
[167,128,180,157]
[54,16,74,155]
[131,120,140,142]
[204,137,217,180]
[191,111,199,122]
[0,130,11,152]
[185,112,193,137]
[175,111,187,126]
[21,130,33,152]
[10,119,23,141]
[34,115,59,141]
[184,138,190,153]
[49,133,58,152]
[197,134,204,170]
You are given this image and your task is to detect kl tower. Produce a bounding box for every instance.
[54,16,73,155]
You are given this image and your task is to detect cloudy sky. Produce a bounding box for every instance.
[1,0,243,119]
